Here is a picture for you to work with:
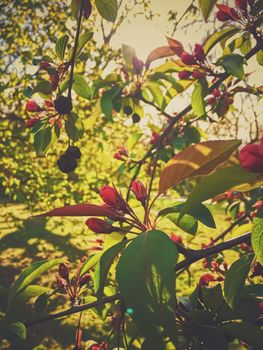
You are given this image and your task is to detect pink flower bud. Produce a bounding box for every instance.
[199,273,215,286]
[25,100,41,112]
[192,69,204,79]
[194,44,206,62]
[170,234,182,245]
[85,218,116,234]
[99,185,123,208]
[114,152,124,161]
[59,263,69,280]
[132,57,144,75]
[131,180,147,205]
[235,0,247,12]
[216,10,233,21]
[259,302,263,314]
[178,70,192,79]
[25,117,39,128]
[181,52,196,65]
[239,142,263,173]
[79,273,91,287]
[39,61,51,70]
[207,96,216,105]
[212,88,221,97]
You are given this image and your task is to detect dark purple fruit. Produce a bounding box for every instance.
[54,95,73,115]
[66,146,81,159]
[132,113,140,123]
[124,106,133,115]
[57,153,77,173]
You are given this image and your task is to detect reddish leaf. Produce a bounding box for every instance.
[145,46,176,67]
[38,204,118,219]
[159,139,241,194]
[166,37,184,57]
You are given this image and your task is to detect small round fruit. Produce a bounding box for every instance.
[124,106,133,115]
[57,153,77,173]
[67,146,81,159]
[54,95,73,115]
[132,113,140,123]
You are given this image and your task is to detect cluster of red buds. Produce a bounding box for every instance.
[25,94,72,129]
[56,261,91,304]
[85,182,149,234]
[239,137,263,173]
[39,60,70,91]
[114,147,129,161]
[207,88,234,116]
[178,44,208,79]
[199,260,228,286]
[216,1,259,30]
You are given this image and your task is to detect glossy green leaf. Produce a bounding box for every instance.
[166,212,198,235]
[251,209,263,265]
[55,34,69,61]
[35,80,52,95]
[218,54,245,80]
[198,0,217,21]
[8,258,63,306]
[116,230,178,347]
[10,285,51,308]
[0,322,26,341]
[33,126,52,155]
[95,0,118,22]
[224,254,253,308]
[191,77,208,117]
[181,165,263,218]
[204,27,239,54]
[65,112,84,141]
[69,31,93,58]
[72,73,91,99]
[100,86,121,120]
[220,322,263,349]
[256,50,263,66]
[94,240,127,299]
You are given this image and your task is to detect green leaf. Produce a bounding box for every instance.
[191,77,208,117]
[224,254,253,308]
[198,0,217,21]
[10,285,51,308]
[72,73,91,99]
[33,126,52,155]
[94,241,127,299]
[200,326,228,350]
[71,0,80,19]
[100,86,121,120]
[166,212,198,235]
[201,284,224,313]
[116,230,178,347]
[256,50,263,66]
[69,31,93,59]
[184,126,201,144]
[220,322,263,349]
[251,209,263,265]
[95,0,118,22]
[204,27,239,54]
[218,54,245,80]
[55,35,69,61]
[34,291,53,314]
[35,80,52,95]
[8,258,63,306]
[65,112,84,141]
[181,165,263,219]
[0,322,26,341]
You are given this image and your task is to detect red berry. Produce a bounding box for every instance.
[178,70,192,79]
[170,234,182,245]
[181,52,196,65]
[199,273,215,286]
[239,143,263,173]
